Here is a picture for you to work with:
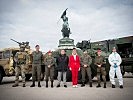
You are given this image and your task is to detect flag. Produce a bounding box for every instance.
[61,8,68,18]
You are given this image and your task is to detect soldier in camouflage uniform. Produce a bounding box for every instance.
[44,51,55,88]
[81,50,92,87]
[30,45,43,87]
[12,46,28,87]
[94,49,106,88]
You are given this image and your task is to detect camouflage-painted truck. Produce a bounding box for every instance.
[0,47,33,84]
[0,39,41,84]
[0,48,18,83]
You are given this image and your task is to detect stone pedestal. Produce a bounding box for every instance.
[58,37,75,49]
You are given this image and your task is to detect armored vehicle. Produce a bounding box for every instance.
[90,36,133,76]
[76,40,110,81]
[106,36,133,75]
[0,39,47,84]
[0,39,34,84]
[0,47,33,84]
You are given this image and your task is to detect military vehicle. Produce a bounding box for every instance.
[51,41,110,82]
[0,47,33,84]
[0,39,47,84]
[96,36,133,76]
[76,40,110,82]
[0,39,42,84]
[9,39,45,81]
[80,36,133,77]
[0,48,18,84]
[0,38,52,84]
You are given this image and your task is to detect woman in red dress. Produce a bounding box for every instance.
[69,48,80,88]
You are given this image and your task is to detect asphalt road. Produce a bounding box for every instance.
[0,73,133,100]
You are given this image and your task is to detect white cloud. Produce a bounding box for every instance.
[0,0,133,52]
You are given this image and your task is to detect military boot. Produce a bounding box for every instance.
[30,81,35,87]
[112,84,115,88]
[96,84,101,88]
[56,84,60,88]
[51,81,53,88]
[38,82,41,87]
[90,82,92,87]
[81,82,85,87]
[103,83,106,88]
[23,84,26,87]
[12,83,19,87]
[64,85,67,88]
[46,81,48,88]
[120,85,123,89]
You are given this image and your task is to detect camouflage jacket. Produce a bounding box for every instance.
[14,52,28,65]
[94,55,105,66]
[80,54,92,67]
[32,51,43,64]
[44,56,55,67]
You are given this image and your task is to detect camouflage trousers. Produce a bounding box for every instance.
[15,64,26,85]
[81,67,92,83]
[97,66,106,84]
[45,67,54,81]
[32,64,41,82]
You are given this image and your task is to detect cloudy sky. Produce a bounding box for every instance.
[0,0,133,51]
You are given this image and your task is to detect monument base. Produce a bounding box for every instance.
[58,37,75,49]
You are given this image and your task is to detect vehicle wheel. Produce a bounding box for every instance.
[25,74,32,81]
[0,70,3,84]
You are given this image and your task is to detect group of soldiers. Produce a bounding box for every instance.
[12,45,123,89]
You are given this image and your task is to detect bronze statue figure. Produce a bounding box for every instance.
[60,8,71,38]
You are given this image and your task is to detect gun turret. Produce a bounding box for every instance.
[10,39,30,49]
[76,40,91,51]
[11,39,21,45]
